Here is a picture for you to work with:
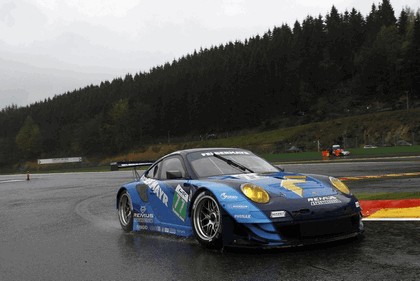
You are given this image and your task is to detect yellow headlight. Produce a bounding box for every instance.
[329,177,351,195]
[241,183,270,203]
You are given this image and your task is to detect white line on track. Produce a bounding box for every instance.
[362,218,420,221]
[0,179,26,183]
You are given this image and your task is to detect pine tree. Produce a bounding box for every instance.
[378,0,397,27]
[398,9,409,36]
[406,13,420,98]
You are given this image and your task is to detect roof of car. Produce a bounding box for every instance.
[170,147,250,157]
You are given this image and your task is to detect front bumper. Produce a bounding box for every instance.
[227,213,364,248]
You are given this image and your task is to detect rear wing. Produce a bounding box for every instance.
[110,161,154,171]
[110,161,154,181]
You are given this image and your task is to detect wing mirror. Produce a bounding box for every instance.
[275,165,285,172]
[166,170,183,179]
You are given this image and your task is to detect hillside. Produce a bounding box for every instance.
[102,109,420,163]
[2,109,418,173]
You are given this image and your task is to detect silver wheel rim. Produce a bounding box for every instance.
[193,195,221,241]
[119,193,132,226]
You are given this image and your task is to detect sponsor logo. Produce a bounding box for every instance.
[134,212,154,218]
[220,193,238,200]
[270,210,286,218]
[172,185,188,221]
[138,224,148,230]
[308,196,341,206]
[134,207,154,223]
[150,226,176,234]
[175,185,189,201]
[231,204,248,209]
[150,225,161,232]
[234,214,251,219]
[142,176,169,207]
[201,151,250,156]
[355,201,360,208]
[135,218,153,223]
[163,227,176,234]
[234,174,262,180]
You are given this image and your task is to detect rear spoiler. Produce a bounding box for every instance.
[110,161,154,171]
[110,161,155,181]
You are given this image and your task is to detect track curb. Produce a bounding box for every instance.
[360,199,420,219]
[339,172,420,181]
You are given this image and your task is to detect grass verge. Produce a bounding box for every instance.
[355,192,420,200]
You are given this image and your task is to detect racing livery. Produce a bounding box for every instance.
[116,148,363,249]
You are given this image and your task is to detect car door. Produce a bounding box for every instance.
[144,156,193,228]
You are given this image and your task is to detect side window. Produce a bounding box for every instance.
[160,157,186,180]
[145,162,161,179]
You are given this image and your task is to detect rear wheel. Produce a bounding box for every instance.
[192,191,223,249]
[118,191,133,232]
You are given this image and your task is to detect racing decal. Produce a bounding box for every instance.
[233,173,262,181]
[308,196,341,206]
[220,193,238,200]
[230,204,249,209]
[176,229,187,235]
[138,224,148,230]
[284,175,307,180]
[149,225,177,235]
[280,178,306,197]
[172,185,189,221]
[134,206,154,223]
[141,176,169,207]
[201,151,250,156]
[270,211,286,218]
[234,214,251,219]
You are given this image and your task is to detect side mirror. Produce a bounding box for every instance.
[166,170,183,179]
[275,165,285,172]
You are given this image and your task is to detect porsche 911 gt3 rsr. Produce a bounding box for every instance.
[116,148,363,249]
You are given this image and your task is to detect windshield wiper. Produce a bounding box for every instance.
[212,153,254,173]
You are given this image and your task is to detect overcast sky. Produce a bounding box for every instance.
[0,0,418,110]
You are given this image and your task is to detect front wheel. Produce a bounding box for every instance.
[118,191,133,232]
[192,191,223,249]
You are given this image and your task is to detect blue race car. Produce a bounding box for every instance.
[116,148,363,249]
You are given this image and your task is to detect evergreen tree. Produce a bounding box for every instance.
[398,9,409,36]
[378,0,397,27]
[15,116,41,159]
[406,13,420,98]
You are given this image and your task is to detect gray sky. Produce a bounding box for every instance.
[0,0,418,110]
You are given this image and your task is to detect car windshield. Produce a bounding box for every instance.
[187,150,279,178]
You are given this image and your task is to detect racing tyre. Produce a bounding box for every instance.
[192,191,223,249]
[118,191,133,232]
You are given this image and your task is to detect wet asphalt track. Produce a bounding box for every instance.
[0,159,419,281]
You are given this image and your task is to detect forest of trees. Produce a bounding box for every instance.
[1,0,420,166]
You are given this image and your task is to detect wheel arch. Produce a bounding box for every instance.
[116,187,128,209]
[188,186,213,218]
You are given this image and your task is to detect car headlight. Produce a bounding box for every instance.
[329,177,351,195]
[241,183,270,203]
